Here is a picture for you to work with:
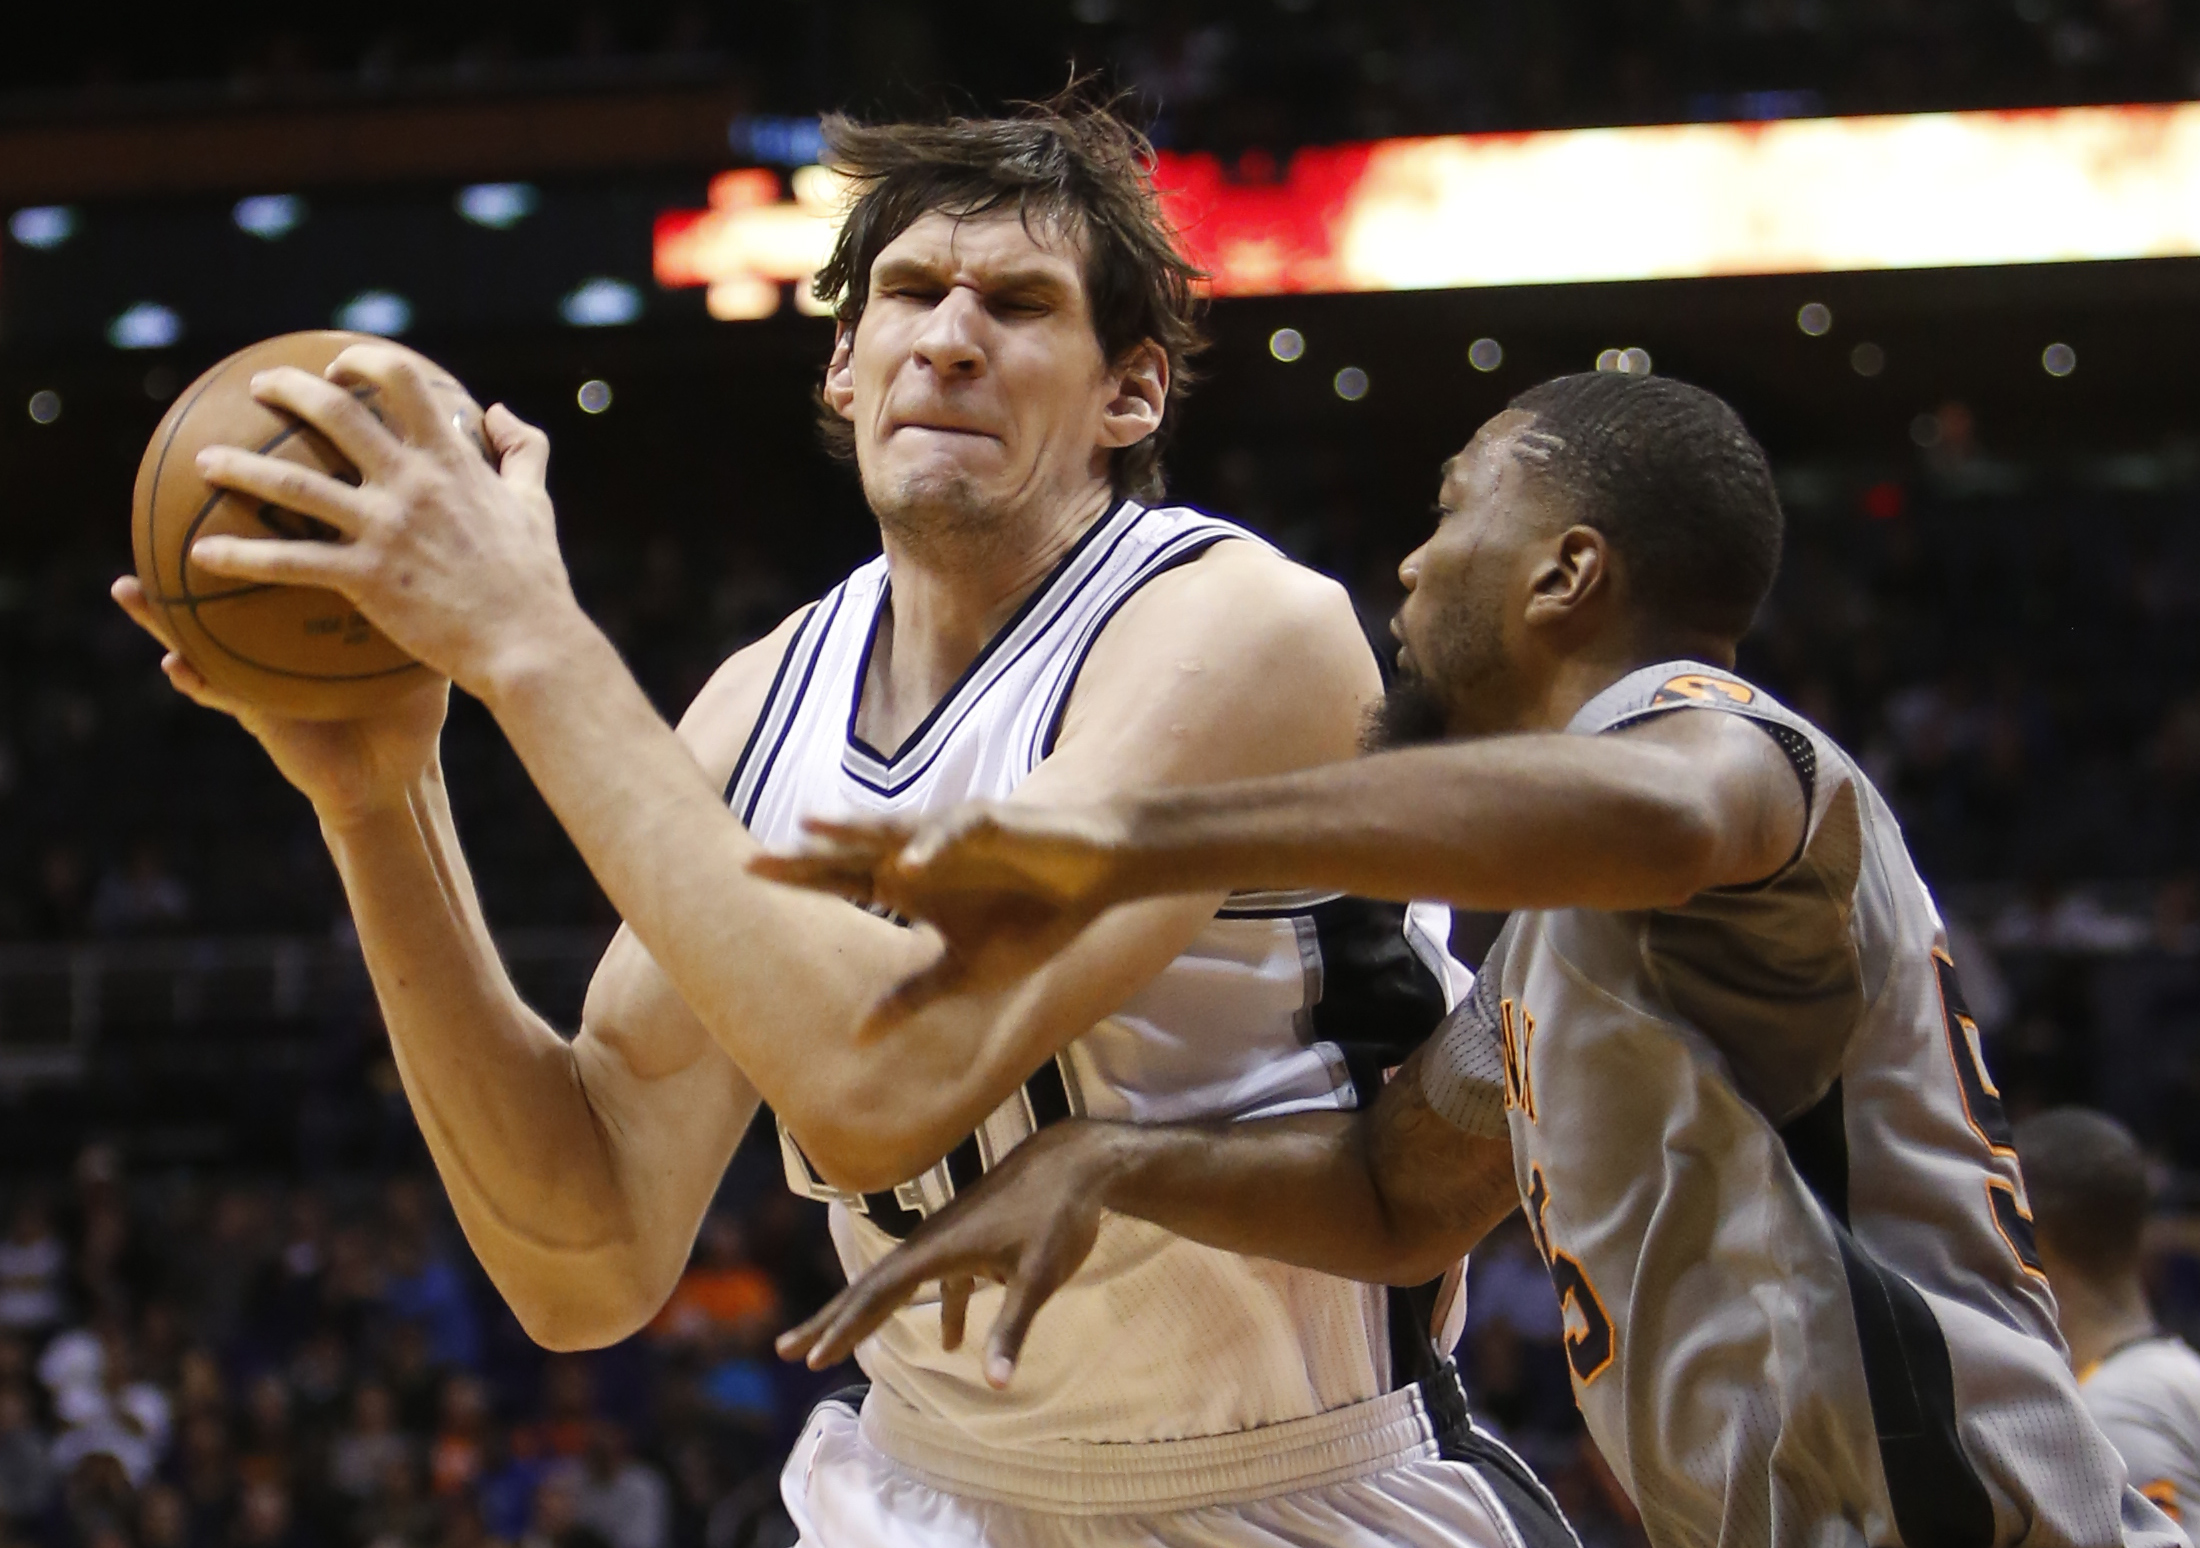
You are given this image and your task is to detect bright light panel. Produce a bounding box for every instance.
[656,100,2200,310]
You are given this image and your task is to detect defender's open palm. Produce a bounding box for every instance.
[775,1120,1118,1386]
[749,801,1133,1026]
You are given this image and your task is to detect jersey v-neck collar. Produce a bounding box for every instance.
[842,496,1141,785]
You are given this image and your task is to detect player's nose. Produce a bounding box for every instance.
[909,287,988,378]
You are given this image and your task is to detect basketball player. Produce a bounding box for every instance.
[109,100,1570,1546]
[766,372,2191,1547]
[2016,1108,2200,1525]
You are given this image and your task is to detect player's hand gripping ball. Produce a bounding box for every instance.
[130,331,490,720]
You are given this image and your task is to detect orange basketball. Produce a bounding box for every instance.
[130,330,489,720]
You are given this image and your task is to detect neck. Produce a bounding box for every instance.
[2055,1268,2158,1374]
[863,480,1117,750]
[1524,628,1737,733]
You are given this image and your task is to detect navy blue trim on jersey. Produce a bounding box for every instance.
[840,499,1137,791]
[1033,529,1241,761]
[725,593,843,825]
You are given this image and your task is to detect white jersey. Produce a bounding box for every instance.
[727,500,1477,1463]
[2084,1336,2200,1529]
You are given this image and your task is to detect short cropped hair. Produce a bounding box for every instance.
[2013,1107,2151,1280]
[812,90,1206,502]
[1507,373,1784,641]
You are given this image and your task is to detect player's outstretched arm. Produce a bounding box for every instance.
[114,572,771,1351]
[760,705,1806,1017]
[776,1044,1515,1384]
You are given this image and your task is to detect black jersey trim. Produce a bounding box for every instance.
[721,602,819,810]
[1307,897,1452,1099]
[841,498,1135,778]
[1779,1086,1997,1548]
[1033,528,1244,761]
[1834,1231,1997,1548]
[727,595,841,826]
[1439,1420,1585,1548]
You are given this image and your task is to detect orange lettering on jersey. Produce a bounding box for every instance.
[1499,999,1521,1112]
[1524,1163,1616,1385]
[1519,1008,1538,1122]
[2140,1480,2181,1524]
[1498,999,1537,1121]
[1651,674,1756,708]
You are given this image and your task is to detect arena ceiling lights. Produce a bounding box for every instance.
[656,100,2200,314]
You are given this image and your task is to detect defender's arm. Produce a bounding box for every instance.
[778,1044,1516,1382]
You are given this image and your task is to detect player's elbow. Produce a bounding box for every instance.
[497,1258,673,1354]
[781,1102,954,1198]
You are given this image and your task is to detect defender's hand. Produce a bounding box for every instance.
[184,343,589,700]
[112,574,449,828]
[748,800,1132,1026]
[775,1120,1125,1386]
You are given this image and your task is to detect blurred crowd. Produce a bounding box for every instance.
[0,1141,855,1548]
[6,1,2200,148]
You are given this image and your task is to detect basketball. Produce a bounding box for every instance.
[129,330,490,721]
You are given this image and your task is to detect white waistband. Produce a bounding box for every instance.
[858,1386,1440,1515]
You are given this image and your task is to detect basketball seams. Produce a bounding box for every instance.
[132,330,441,717]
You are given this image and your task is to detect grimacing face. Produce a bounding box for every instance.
[1386,412,1551,741]
[822,207,1164,550]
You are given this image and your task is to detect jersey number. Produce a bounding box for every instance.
[1526,1165,1617,1385]
[1934,950,2047,1279]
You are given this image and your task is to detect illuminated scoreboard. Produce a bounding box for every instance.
[654,101,2200,317]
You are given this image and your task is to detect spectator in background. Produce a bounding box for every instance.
[571,1423,668,1548]
[87,840,192,936]
[136,1480,191,1548]
[521,1467,607,1548]
[383,1184,481,1375]
[330,1382,410,1502]
[430,1373,492,1498]
[646,1217,777,1352]
[0,1201,66,1338]
[0,1386,52,1527]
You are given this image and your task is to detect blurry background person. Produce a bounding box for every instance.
[2018,1108,2200,1523]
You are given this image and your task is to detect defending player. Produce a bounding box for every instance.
[2017,1108,2200,1525]
[767,372,2190,1547]
[110,99,1569,1546]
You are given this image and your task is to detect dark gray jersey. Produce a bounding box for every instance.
[1422,662,2187,1548]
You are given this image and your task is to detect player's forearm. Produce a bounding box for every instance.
[1077,1115,1480,1286]
[474,619,989,1185]
[1111,735,1725,913]
[321,769,671,1344]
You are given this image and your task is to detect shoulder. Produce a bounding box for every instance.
[1057,537,1378,775]
[1095,536,1372,683]
[672,606,815,790]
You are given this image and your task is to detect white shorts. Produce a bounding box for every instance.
[778,1386,1578,1548]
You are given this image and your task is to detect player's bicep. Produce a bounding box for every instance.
[1618,709,1809,891]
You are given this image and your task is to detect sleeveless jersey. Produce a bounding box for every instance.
[2084,1335,2200,1528]
[1418,662,2187,1547]
[727,499,1473,1455]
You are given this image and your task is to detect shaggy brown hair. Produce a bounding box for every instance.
[811,89,1207,502]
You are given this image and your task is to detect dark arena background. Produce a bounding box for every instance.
[2,5,2200,1545]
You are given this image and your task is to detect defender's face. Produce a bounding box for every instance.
[838,209,1127,523]
[1392,412,1550,736]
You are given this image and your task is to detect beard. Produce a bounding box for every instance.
[864,463,1015,569]
[1362,662,1455,751]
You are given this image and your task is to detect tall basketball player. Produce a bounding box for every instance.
[109,100,1571,1547]
[767,372,2191,1547]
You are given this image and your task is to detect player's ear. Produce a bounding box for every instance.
[1096,340,1166,450]
[1523,526,1610,627]
[822,324,857,421]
